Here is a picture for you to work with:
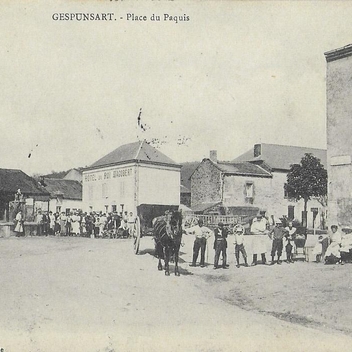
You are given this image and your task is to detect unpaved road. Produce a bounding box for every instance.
[0,235,351,352]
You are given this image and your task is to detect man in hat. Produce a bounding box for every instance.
[269,219,287,265]
[250,211,270,265]
[213,222,229,269]
[184,219,213,267]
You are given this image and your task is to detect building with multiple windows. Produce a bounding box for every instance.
[191,144,327,228]
[82,140,181,214]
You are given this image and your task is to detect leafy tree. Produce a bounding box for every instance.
[285,153,327,230]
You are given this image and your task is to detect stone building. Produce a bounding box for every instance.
[325,44,352,227]
[191,144,327,228]
[180,185,191,208]
[82,140,181,214]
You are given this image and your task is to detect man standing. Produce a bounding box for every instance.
[184,219,213,267]
[233,224,249,268]
[284,221,297,263]
[213,222,229,269]
[269,219,287,265]
[250,211,270,265]
[35,210,44,236]
[127,211,135,238]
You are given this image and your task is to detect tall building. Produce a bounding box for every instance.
[325,44,352,227]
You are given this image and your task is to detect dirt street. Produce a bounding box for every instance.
[0,235,352,352]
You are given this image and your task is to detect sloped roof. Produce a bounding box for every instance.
[180,161,200,190]
[0,169,49,196]
[88,140,179,169]
[43,178,82,200]
[216,161,272,177]
[192,202,221,213]
[233,143,327,171]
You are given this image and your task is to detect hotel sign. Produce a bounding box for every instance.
[84,167,133,182]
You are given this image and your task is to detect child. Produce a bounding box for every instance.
[233,225,249,268]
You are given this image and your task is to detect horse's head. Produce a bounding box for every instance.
[165,210,182,240]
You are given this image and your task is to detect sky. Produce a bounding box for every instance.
[1,0,352,175]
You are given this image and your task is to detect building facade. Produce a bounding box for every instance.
[0,168,50,222]
[325,45,352,227]
[82,140,181,214]
[191,145,327,228]
[40,178,83,214]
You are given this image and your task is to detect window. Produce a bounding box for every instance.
[56,206,61,213]
[112,205,117,212]
[288,205,295,220]
[284,183,288,198]
[66,208,70,215]
[245,182,254,198]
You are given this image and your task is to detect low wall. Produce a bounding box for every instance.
[0,222,38,238]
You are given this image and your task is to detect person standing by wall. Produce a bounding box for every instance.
[233,224,249,268]
[14,210,24,237]
[184,219,213,267]
[35,210,44,236]
[284,221,297,263]
[250,211,270,265]
[213,222,229,269]
[269,220,287,265]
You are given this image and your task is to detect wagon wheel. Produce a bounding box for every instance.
[133,216,141,254]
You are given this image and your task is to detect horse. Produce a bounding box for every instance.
[153,210,183,276]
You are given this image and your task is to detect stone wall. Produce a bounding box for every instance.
[191,159,222,207]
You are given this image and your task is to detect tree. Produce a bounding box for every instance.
[285,153,327,231]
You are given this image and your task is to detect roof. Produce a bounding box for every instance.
[180,161,199,190]
[88,140,179,169]
[42,178,82,200]
[215,161,272,177]
[232,143,327,171]
[0,169,49,196]
[325,44,352,62]
[192,202,221,213]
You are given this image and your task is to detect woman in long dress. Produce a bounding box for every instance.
[14,210,24,236]
[71,212,80,236]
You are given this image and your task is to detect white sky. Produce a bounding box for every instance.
[1,1,351,175]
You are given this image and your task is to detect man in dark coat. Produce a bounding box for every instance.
[213,222,229,269]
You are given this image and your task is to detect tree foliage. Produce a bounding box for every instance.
[286,153,327,204]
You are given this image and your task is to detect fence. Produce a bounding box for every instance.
[183,213,245,227]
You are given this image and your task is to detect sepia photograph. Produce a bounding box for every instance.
[1,1,352,351]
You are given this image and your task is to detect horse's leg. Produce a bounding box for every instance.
[158,257,163,271]
[175,247,180,276]
[164,247,170,276]
[157,243,163,270]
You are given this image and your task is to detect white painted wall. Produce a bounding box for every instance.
[138,164,180,206]
[48,198,82,214]
[82,162,180,214]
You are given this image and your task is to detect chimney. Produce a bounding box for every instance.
[210,150,218,163]
[254,144,262,158]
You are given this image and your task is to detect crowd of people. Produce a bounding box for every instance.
[15,209,136,239]
[183,210,352,269]
[13,207,352,268]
